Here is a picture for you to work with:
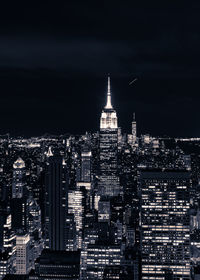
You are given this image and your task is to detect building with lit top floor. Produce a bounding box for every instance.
[12,158,26,199]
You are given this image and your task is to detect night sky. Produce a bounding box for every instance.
[0,2,200,137]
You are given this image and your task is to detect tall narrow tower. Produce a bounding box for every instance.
[132,112,137,145]
[100,75,118,130]
[99,75,120,197]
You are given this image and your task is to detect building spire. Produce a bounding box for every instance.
[133,112,136,121]
[47,146,53,157]
[105,74,113,109]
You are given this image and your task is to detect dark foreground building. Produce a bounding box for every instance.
[3,276,28,280]
[45,155,68,250]
[29,249,80,279]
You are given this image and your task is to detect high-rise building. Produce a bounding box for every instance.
[10,197,28,232]
[12,158,26,199]
[81,147,92,183]
[99,76,120,197]
[98,199,110,223]
[44,155,68,251]
[127,113,137,148]
[3,214,16,257]
[0,252,15,280]
[26,195,41,236]
[140,170,191,279]
[65,214,77,251]
[68,187,85,249]
[132,113,137,146]
[15,234,31,275]
[121,247,139,280]
[0,205,8,252]
[11,158,36,234]
[85,243,121,280]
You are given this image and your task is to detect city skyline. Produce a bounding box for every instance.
[0,3,200,280]
[0,74,199,138]
[0,69,199,279]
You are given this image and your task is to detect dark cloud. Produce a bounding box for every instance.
[0,35,199,79]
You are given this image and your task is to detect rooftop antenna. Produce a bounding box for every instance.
[105,73,113,109]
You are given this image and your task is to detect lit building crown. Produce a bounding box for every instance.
[100,75,118,130]
[13,157,25,169]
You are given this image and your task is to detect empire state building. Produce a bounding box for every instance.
[99,75,121,197]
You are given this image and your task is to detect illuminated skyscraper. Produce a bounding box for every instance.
[3,214,16,257]
[140,171,191,279]
[12,158,26,199]
[128,113,137,148]
[68,187,85,249]
[85,243,121,279]
[15,234,31,274]
[132,112,137,145]
[99,76,120,197]
[81,147,92,183]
